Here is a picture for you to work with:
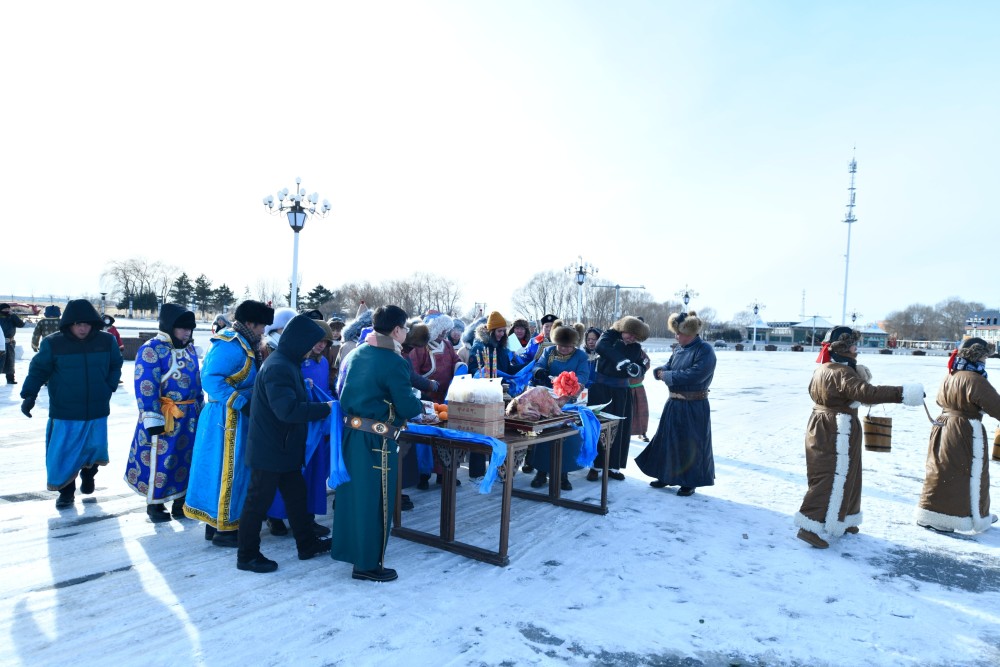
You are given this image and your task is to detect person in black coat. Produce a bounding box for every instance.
[0,303,26,383]
[236,315,334,573]
[20,299,123,507]
[586,316,650,481]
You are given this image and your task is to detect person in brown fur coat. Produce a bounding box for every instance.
[794,326,924,549]
[915,337,1000,535]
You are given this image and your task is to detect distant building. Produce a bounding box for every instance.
[857,323,889,348]
[965,309,1000,347]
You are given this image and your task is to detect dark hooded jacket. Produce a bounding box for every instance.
[21,299,123,420]
[245,315,332,471]
[158,303,196,349]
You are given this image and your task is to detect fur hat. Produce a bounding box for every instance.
[585,326,602,340]
[327,317,346,331]
[540,313,558,326]
[461,316,487,347]
[425,314,454,341]
[235,300,275,326]
[667,311,702,337]
[343,309,374,343]
[373,305,408,334]
[486,310,507,331]
[405,322,431,349]
[44,305,61,318]
[614,315,651,342]
[824,326,860,356]
[509,317,530,333]
[265,307,297,335]
[552,322,583,347]
[451,318,465,333]
[957,337,994,364]
[315,320,336,343]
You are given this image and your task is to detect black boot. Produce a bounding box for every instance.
[55,484,75,509]
[298,537,333,560]
[237,553,278,573]
[416,474,430,490]
[6,375,16,385]
[212,530,239,548]
[586,468,599,482]
[530,472,548,488]
[79,466,97,494]
[352,566,398,582]
[266,518,289,536]
[147,504,172,523]
[205,525,217,541]
[400,494,414,511]
[560,474,572,491]
[171,498,187,519]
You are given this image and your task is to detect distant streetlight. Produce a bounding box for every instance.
[749,299,766,351]
[474,302,487,317]
[262,177,331,310]
[565,256,598,323]
[100,292,107,316]
[592,283,645,320]
[675,285,699,310]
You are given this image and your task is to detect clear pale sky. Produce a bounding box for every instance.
[3,1,997,325]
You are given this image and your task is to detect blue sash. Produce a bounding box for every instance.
[405,423,507,494]
[324,396,349,489]
[561,403,600,467]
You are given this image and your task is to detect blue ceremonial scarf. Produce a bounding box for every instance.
[416,443,435,474]
[320,390,349,489]
[305,384,332,466]
[561,403,600,467]
[953,356,988,379]
[405,423,507,494]
[494,359,536,396]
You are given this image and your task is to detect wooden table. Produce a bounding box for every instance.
[392,417,619,566]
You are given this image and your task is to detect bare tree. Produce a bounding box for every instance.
[511,271,578,324]
[936,297,985,341]
[254,279,286,307]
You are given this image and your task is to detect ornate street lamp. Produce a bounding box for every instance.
[263,177,331,310]
[565,256,598,323]
[749,299,766,351]
[675,285,699,310]
[100,292,107,316]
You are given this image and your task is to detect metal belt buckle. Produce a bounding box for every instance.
[350,417,363,429]
[372,422,388,435]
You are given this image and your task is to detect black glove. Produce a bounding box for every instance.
[532,366,549,385]
[21,397,35,418]
[240,400,252,417]
[625,362,642,378]
[147,425,166,436]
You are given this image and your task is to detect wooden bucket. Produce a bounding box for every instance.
[863,415,892,451]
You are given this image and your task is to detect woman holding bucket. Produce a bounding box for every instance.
[794,326,924,549]
[915,337,1000,535]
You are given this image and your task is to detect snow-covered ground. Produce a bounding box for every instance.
[1,333,998,667]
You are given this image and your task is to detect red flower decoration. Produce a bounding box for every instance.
[552,371,580,398]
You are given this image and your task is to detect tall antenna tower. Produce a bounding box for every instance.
[840,150,858,325]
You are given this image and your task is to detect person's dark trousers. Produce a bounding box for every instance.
[237,468,313,562]
[3,342,13,381]
[468,452,486,479]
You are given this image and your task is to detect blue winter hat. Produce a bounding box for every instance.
[44,305,61,318]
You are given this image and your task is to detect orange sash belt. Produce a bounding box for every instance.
[160,397,196,435]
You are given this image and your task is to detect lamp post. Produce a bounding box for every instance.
[675,285,699,310]
[100,292,107,316]
[474,302,487,317]
[566,256,598,323]
[749,299,765,351]
[849,310,862,346]
[263,177,331,310]
[592,283,645,320]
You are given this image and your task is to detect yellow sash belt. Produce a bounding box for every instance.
[160,397,196,435]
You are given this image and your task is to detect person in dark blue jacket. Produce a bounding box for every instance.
[20,299,123,508]
[236,315,334,573]
[635,311,717,496]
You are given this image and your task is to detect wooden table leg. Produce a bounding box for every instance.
[441,442,457,542]
[498,443,515,562]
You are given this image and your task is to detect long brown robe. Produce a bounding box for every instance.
[794,363,905,539]
[916,371,1000,533]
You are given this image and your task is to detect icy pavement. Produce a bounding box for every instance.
[1,346,998,666]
